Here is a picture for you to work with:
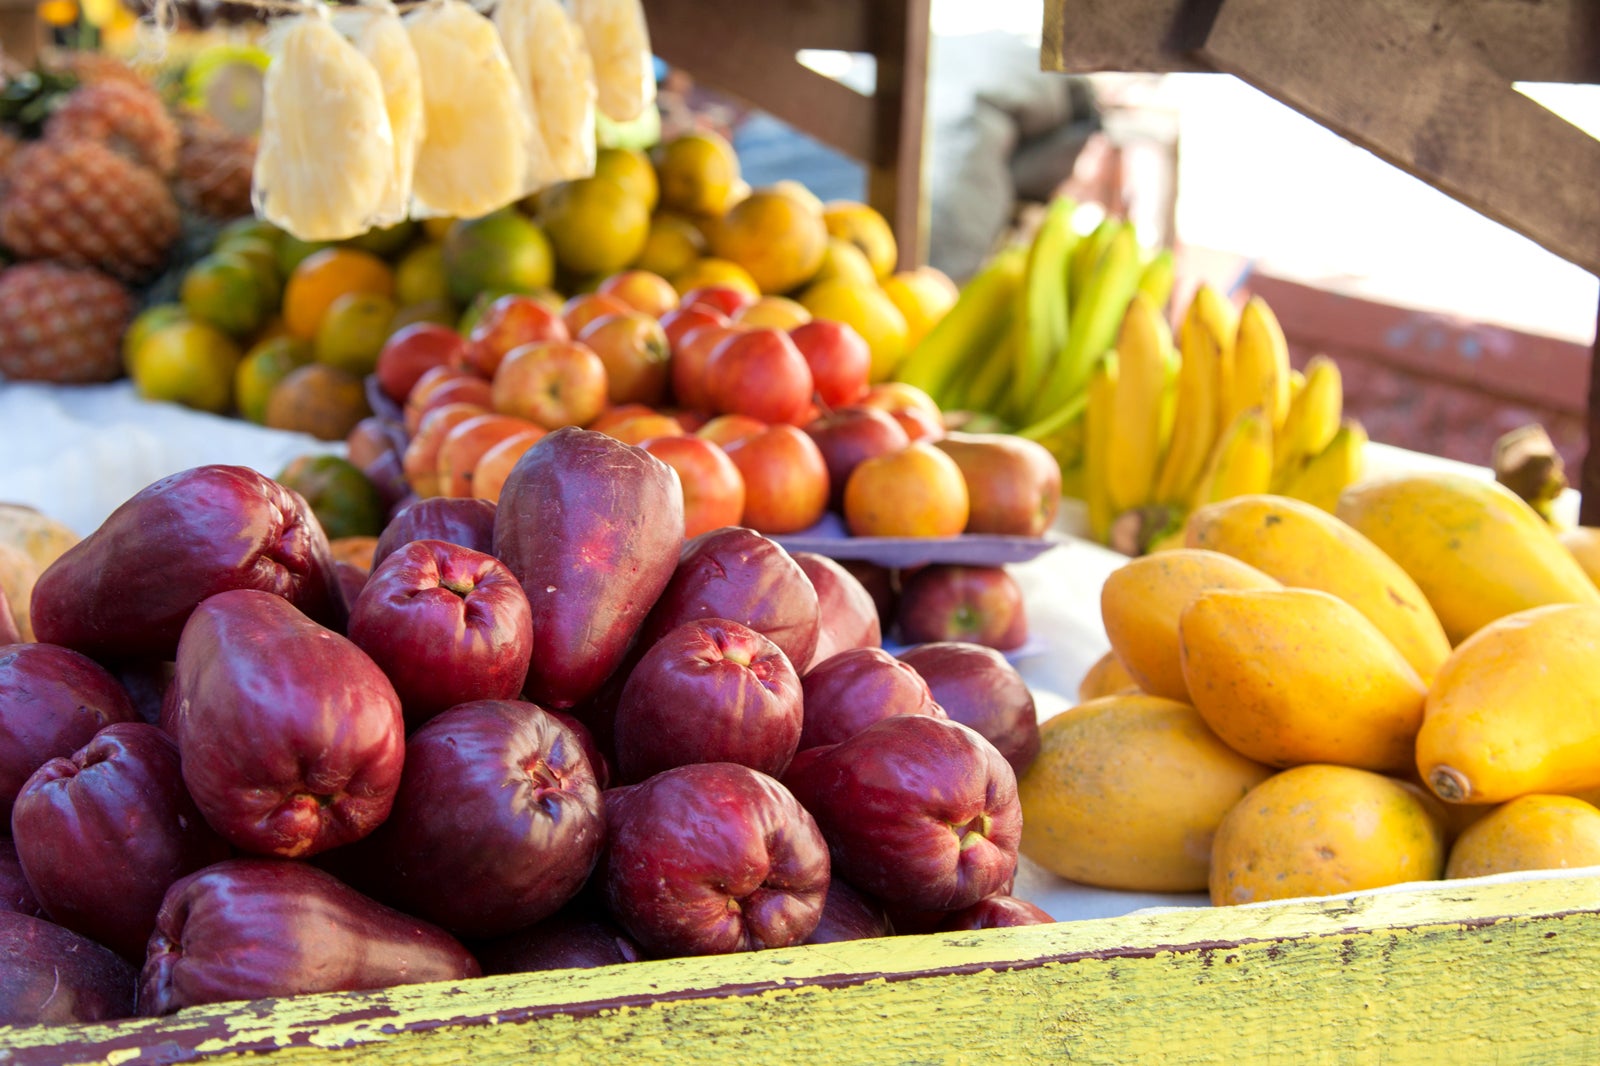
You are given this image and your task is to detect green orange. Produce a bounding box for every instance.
[441,209,555,306]
[180,251,269,338]
[314,291,398,376]
[235,336,313,424]
[130,320,242,414]
[275,454,386,539]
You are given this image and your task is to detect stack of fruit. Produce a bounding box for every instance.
[0,55,258,385]
[1020,479,1600,906]
[0,442,1053,1026]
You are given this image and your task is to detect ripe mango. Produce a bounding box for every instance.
[1335,472,1600,644]
[1099,549,1281,703]
[1210,763,1446,906]
[1417,603,1600,804]
[1185,494,1450,684]
[1178,587,1427,773]
[1557,525,1600,589]
[1018,694,1273,892]
[1445,794,1600,880]
[1076,649,1138,702]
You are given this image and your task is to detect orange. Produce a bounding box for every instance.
[264,363,373,442]
[654,130,741,216]
[122,303,189,375]
[798,277,910,382]
[734,296,812,331]
[671,257,760,298]
[129,320,242,414]
[882,267,959,348]
[633,212,705,279]
[276,234,332,277]
[842,440,970,538]
[342,220,418,257]
[314,291,398,376]
[594,145,659,213]
[810,237,878,289]
[282,247,395,341]
[709,189,829,294]
[768,179,824,216]
[538,176,651,278]
[441,209,555,306]
[235,335,313,424]
[395,241,452,307]
[180,251,269,338]
[823,200,898,280]
[275,454,387,540]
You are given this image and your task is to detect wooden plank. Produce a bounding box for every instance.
[4,874,1600,1064]
[865,0,930,268]
[1449,0,1600,84]
[641,0,872,56]
[1040,0,1216,74]
[1197,0,1600,277]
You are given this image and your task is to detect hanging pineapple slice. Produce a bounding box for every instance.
[495,0,597,189]
[403,0,530,220]
[333,0,424,228]
[568,0,656,124]
[252,12,395,242]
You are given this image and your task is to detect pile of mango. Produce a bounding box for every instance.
[1020,472,1600,904]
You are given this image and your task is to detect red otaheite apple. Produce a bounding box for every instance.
[0,839,41,917]
[791,551,881,669]
[1,911,137,1025]
[602,762,829,957]
[476,901,644,974]
[895,564,1028,651]
[896,641,1040,776]
[170,589,405,858]
[613,617,804,783]
[805,877,893,944]
[804,405,911,512]
[372,495,498,569]
[782,714,1021,913]
[940,895,1054,930]
[347,540,534,729]
[797,646,945,751]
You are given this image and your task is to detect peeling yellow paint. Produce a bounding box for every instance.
[5,873,1600,1064]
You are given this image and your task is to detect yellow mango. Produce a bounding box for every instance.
[1099,549,1281,703]
[0,503,79,573]
[1210,763,1447,906]
[1018,694,1274,892]
[1417,603,1600,804]
[1178,587,1427,772]
[1445,794,1600,880]
[1076,649,1138,702]
[1185,494,1451,684]
[1557,525,1600,589]
[1335,471,1600,644]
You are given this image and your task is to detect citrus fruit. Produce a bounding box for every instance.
[768,179,824,216]
[709,189,829,295]
[276,234,333,277]
[217,216,285,251]
[634,212,705,279]
[129,320,242,414]
[235,335,313,424]
[213,235,284,310]
[343,220,418,257]
[883,267,959,348]
[671,258,760,298]
[180,251,269,338]
[823,200,898,280]
[315,291,398,376]
[654,129,740,216]
[283,247,395,341]
[798,277,910,382]
[391,299,458,331]
[421,217,457,241]
[594,145,659,212]
[538,175,650,278]
[811,237,878,288]
[395,241,452,307]
[441,209,555,306]
[122,303,189,375]
[264,363,373,441]
[275,454,387,539]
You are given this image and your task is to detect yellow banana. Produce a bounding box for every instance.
[1186,283,1238,441]
[1083,352,1119,544]
[1105,291,1172,515]
[1190,406,1274,508]
[1156,343,1181,461]
[1136,247,1176,314]
[1150,288,1225,505]
[894,243,1026,406]
[959,327,1019,416]
[1279,419,1368,513]
[1068,214,1119,305]
[1007,196,1077,421]
[1028,220,1142,425]
[1287,367,1307,405]
[1226,295,1292,433]
[1271,353,1343,487]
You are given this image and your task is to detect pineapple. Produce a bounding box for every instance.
[0,261,134,383]
[45,79,181,178]
[0,139,181,282]
[174,109,256,219]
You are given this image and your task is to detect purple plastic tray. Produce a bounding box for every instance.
[771,512,1065,570]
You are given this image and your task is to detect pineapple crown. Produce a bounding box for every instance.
[0,67,82,140]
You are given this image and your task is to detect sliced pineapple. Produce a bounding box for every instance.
[569,0,656,124]
[495,0,597,189]
[333,0,424,228]
[252,14,395,242]
[404,0,530,221]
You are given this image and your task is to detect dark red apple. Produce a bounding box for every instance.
[360,447,414,515]
[789,319,871,409]
[466,294,570,378]
[1,911,136,1024]
[791,551,881,670]
[805,877,892,944]
[933,432,1062,536]
[170,589,405,858]
[940,895,1055,931]
[782,714,1021,913]
[476,900,644,974]
[895,642,1040,776]
[895,564,1028,651]
[614,617,804,783]
[804,406,911,511]
[364,372,405,424]
[11,723,231,961]
[602,762,829,957]
[670,323,745,413]
[798,647,945,751]
[0,839,41,917]
[372,495,499,569]
[680,284,756,319]
[347,415,410,469]
[352,700,604,938]
[494,427,684,709]
[839,559,898,632]
[139,858,480,1015]
[30,465,346,661]
[638,527,820,674]
[549,708,612,790]
[348,540,533,729]
[0,643,138,824]
[0,593,16,646]
[377,322,471,403]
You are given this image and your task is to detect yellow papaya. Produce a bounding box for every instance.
[1445,794,1600,879]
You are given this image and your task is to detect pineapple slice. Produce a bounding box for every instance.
[252,15,395,242]
[569,0,657,124]
[404,0,530,221]
[334,0,424,228]
[495,0,597,189]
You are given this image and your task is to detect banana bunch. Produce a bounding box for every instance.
[1082,283,1367,553]
[893,198,1172,456]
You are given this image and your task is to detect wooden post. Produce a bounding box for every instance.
[0,0,42,68]
[866,0,931,269]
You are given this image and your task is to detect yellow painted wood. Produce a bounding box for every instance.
[7,873,1600,1064]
